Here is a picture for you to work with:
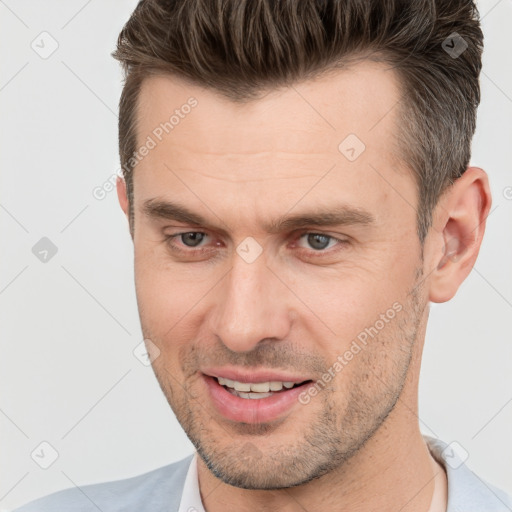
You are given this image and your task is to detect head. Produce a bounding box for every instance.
[113,0,491,490]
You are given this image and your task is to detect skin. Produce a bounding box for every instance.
[117,61,491,512]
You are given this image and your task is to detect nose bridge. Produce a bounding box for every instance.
[212,249,291,352]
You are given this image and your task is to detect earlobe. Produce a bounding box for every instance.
[428,167,492,303]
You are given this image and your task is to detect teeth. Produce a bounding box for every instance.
[234,381,251,392]
[217,377,301,393]
[232,390,274,399]
[249,382,270,392]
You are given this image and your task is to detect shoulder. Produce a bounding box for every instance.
[13,454,194,512]
[424,435,512,512]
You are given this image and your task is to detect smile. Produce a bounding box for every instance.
[203,374,314,423]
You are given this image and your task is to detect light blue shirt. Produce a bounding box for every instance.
[14,436,512,511]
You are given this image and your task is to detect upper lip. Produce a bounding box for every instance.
[202,367,313,384]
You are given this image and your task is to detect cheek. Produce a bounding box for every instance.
[286,258,407,347]
[134,248,185,342]
[133,246,219,352]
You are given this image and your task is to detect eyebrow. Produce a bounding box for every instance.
[142,198,375,234]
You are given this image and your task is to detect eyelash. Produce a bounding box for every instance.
[162,231,349,259]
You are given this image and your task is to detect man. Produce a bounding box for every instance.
[15,0,512,511]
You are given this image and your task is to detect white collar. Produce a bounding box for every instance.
[177,452,206,512]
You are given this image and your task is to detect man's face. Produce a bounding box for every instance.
[128,62,429,489]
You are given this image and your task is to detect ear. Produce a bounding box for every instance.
[428,167,492,303]
[116,175,129,216]
[116,176,133,239]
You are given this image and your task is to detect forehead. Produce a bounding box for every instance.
[136,60,401,162]
[132,61,415,234]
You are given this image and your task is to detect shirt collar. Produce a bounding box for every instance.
[178,452,206,512]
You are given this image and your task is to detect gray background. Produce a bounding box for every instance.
[1,0,511,509]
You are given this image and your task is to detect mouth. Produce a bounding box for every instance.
[202,373,314,424]
[216,376,311,399]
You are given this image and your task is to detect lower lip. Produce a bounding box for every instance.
[203,375,312,424]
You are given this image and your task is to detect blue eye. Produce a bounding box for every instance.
[178,232,206,247]
[302,233,333,251]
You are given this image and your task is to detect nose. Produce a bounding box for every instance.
[210,248,293,353]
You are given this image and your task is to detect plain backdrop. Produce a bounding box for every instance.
[1,0,511,509]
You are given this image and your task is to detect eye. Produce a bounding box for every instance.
[163,232,212,254]
[163,230,349,261]
[300,233,334,251]
[176,232,207,247]
[296,233,345,252]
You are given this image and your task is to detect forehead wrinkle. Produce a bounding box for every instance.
[164,168,324,184]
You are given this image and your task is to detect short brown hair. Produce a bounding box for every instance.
[113,0,483,243]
